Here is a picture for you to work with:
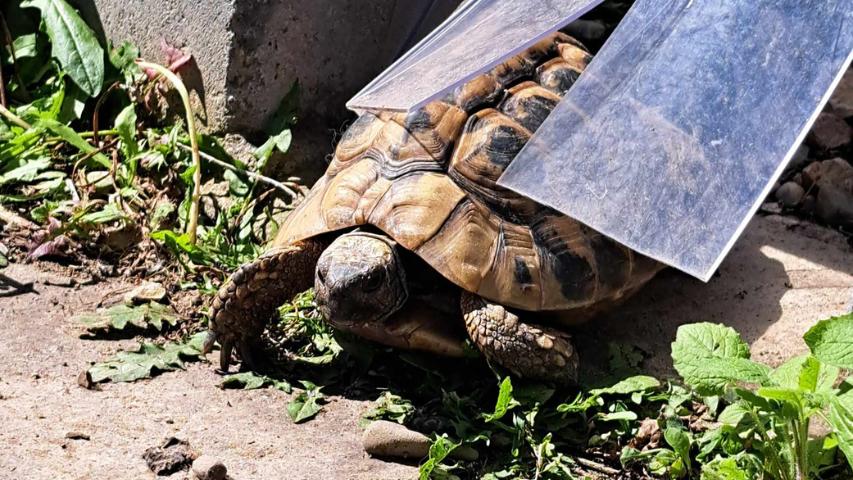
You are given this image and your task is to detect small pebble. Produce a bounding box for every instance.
[124,281,167,304]
[362,421,478,461]
[775,181,804,208]
[807,112,852,151]
[142,437,197,476]
[815,182,853,228]
[65,432,90,440]
[191,455,227,480]
[363,421,430,459]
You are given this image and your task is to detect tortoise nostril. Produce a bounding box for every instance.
[316,267,326,285]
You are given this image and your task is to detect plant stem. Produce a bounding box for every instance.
[79,129,118,138]
[136,60,202,245]
[748,409,791,480]
[0,103,32,129]
[174,142,300,198]
[797,417,810,480]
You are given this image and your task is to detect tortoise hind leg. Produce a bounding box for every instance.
[460,292,578,385]
[206,239,325,372]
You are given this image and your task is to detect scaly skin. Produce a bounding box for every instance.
[460,291,579,385]
[207,233,580,384]
[205,239,325,371]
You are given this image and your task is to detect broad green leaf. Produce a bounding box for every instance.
[87,332,206,383]
[360,392,414,427]
[620,446,656,466]
[220,372,291,393]
[672,323,770,394]
[648,449,680,477]
[807,436,838,473]
[756,387,802,406]
[75,302,179,335]
[770,354,839,397]
[253,136,276,165]
[114,104,138,159]
[109,41,140,83]
[484,377,517,422]
[419,434,460,480]
[287,381,325,423]
[58,83,87,121]
[700,457,750,480]
[35,119,110,167]
[0,157,51,185]
[664,424,692,471]
[717,402,750,426]
[12,34,40,59]
[804,313,853,369]
[78,203,126,224]
[828,392,853,466]
[797,355,824,392]
[264,80,300,134]
[770,354,809,389]
[21,0,104,96]
[591,375,660,396]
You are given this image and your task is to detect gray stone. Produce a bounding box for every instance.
[80,0,462,181]
[802,158,853,190]
[815,182,853,228]
[829,68,853,119]
[807,112,852,151]
[362,421,478,461]
[142,437,197,476]
[363,420,430,460]
[191,455,227,480]
[123,281,167,304]
[775,181,804,208]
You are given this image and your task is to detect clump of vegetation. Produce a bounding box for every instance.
[0,0,300,291]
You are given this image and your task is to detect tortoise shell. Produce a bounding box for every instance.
[276,33,661,312]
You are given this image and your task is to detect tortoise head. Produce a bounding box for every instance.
[314,231,408,328]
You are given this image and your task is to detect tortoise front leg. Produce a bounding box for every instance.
[460,292,579,385]
[205,239,325,372]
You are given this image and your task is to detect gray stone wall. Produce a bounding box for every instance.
[80,0,460,135]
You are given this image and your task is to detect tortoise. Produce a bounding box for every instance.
[205,32,663,384]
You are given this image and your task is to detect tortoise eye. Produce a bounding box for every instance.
[363,271,384,292]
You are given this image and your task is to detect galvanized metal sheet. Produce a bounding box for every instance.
[499,0,853,281]
[347,0,604,113]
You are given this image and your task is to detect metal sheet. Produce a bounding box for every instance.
[347,0,604,113]
[499,0,853,281]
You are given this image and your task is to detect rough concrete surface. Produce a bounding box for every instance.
[80,0,236,132]
[80,1,460,134]
[0,215,850,479]
[0,264,417,479]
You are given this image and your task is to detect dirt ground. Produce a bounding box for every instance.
[0,213,851,480]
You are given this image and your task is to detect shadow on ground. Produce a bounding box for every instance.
[577,214,853,378]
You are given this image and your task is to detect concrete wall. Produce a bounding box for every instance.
[80,0,236,132]
[79,0,460,178]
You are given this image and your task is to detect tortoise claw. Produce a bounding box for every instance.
[216,339,234,374]
[207,239,325,373]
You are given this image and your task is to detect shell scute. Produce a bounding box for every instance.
[278,33,662,312]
